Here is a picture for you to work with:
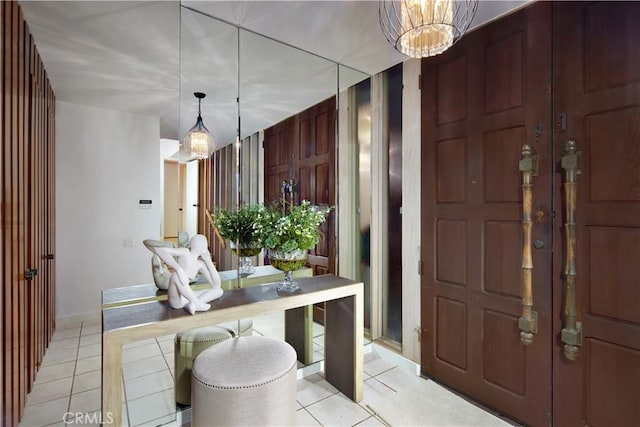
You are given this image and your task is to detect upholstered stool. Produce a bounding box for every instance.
[191,336,298,427]
[217,318,253,337]
[174,326,233,405]
[174,320,254,405]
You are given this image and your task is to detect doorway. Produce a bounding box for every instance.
[162,148,199,242]
[420,2,640,426]
[163,159,183,240]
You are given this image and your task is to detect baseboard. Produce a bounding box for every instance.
[372,341,421,376]
[55,311,101,327]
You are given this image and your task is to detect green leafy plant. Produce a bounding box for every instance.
[209,204,264,248]
[255,200,332,253]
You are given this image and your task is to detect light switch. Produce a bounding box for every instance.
[139,199,152,209]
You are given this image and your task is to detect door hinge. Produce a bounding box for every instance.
[418,260,423,275]
[418,74,422,90]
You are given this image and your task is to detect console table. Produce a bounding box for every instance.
[101,265,312,308]
[101,265,315,363]
[101,275,363,426]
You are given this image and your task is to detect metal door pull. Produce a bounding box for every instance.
[560,140,582,361]
[518,144,539,345]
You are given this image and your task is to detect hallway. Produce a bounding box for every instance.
[19,313,517,427]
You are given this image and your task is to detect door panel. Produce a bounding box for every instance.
[265,98,335,324]
[553,3,640,426]
[264,96,336,277]
[264,120,293,205]
[421,3,553,426]
[296,97,335,277]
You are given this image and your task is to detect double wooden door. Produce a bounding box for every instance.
[421,2,639,426]
[264,96,336,277]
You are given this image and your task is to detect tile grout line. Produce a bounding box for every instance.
[65,321,83,417]
[300,406,324,427]
[364,404,391,427]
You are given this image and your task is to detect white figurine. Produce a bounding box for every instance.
[143,239,174,290]
[146,234,223,315]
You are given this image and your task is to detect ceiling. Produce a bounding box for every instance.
[19,0,530,145]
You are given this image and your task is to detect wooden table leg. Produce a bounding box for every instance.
[285,305,314,364]
[324,286,363,402]
[102,334,123,426]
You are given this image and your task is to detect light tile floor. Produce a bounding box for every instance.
[19,312,518,427]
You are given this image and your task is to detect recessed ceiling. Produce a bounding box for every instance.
[19,0,530,144]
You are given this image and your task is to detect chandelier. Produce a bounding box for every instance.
[182,92,215,160]
[379,0,478,58]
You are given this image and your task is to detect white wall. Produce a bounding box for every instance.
[56,102,161,317]
[184,160,199,237]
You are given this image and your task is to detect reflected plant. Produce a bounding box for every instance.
[209,204,264,248]
[255,200,332,253]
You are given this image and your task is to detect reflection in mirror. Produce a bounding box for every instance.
[238,25,339,369]
[239,29,336,140]
[179,8,238,149]
[340,65,372,349]
[173,6,373,423]
[355,77,373,336]
[339,64,371,92]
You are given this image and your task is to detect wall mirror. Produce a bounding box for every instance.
[169,4,369,424]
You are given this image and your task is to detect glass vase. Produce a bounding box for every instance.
[229,242,262,277]
[268,248,307,293]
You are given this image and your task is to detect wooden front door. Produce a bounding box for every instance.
[421,2,640,426]
[421,4,553,426]
[552,2,640,425]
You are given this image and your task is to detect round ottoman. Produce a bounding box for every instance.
[174,319,253,405]
[174,326,234,405]
[191,336,298,426]
[218,318,253,337]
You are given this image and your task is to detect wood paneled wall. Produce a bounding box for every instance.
[1,2,56,425]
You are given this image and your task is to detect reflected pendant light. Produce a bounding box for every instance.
[183,92,215,160]
[379,0,478,58]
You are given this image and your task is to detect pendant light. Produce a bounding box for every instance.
[379,0,478,58]
[183,92,215,160]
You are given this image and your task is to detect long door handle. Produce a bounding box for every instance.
[518,144,538,345]
[561,140,582,361]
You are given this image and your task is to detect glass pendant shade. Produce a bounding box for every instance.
[182,92,215,160]
[183,114,214,159]
[379,0,478,58]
